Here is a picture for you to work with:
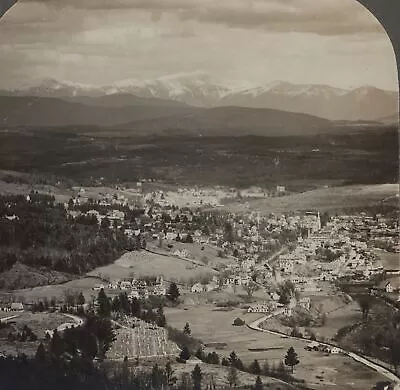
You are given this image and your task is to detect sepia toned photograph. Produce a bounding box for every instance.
[0,0,399,389]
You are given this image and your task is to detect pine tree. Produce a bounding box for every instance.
[167,282,180,302]
[35,342,46,363]
[221,357,230,366]
[77,292,85,306]
[262,360,270,376]
[191,364,202,390]
[229,351,239,367]
[183,322,191,335]
[179,346,191,362]
[151,364,164,390]
[226,365,239,387]
[97,288,111,317]
[83,332,98,360]
[249,359,261,375]
[284,347,299,374]
[277,361,287,377]
[195,347,205,361]
[165,361,177,388]
[157,306,167,328]
[49,329,64,358]
[254,376,263,390]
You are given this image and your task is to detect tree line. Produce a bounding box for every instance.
[0,195,142,282]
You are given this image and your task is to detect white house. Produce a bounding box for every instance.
[120,281,132,290]
[385,282,394,293]
[247,302,272,314]
[129,289,140,300]
[150,284,166,296]
[10,302,24,311]
[191,283,204,293]
[381,277,400,294]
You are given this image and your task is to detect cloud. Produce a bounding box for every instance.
[0,0,396,91]
[17,0,384,36]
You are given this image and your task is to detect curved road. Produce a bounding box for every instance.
[248,312,400,386]
[45,313,84,337]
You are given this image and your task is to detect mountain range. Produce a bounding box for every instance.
[0,94,334,137]
[5,73,398,122]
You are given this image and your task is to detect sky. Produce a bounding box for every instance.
[0,0,398,91]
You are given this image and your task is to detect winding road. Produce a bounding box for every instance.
[248,311,400,386]
[45,313,84,337]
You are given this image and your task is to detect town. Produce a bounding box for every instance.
[0,181,399,390]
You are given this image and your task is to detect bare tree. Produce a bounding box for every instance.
[244,280,259,298]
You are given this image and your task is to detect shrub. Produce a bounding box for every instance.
[232,317,245,326]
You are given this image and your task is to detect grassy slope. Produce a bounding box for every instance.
[222,184,399,214]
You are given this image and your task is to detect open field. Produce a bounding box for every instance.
[2,248,220,303]
[6,276,103,303]
[88,250,217,283]
[165,305,387,389]
[310,297,361,341]
[222,184,399,214]
[265,304,361,343]
[7,312,68,337]
[0,312,70,357]
[374,249,400,270]
[147,241,236,270]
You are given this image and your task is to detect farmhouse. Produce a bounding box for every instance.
[247,303,272,314]
[129,289,140,300]
[305,341,320,351]
[120,281,132,290]
[191,283,204,293]
[379,277,400,293]
[10,302,24,311]
[149,284,166,296]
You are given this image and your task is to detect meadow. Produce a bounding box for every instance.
[164,304,387,389]
[222,183,399,214]
[88,250,218,283]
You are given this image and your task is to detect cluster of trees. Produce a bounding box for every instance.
[176,344,300,384]
[0,352,274,390]
[42,314,115,361]
[7,325,38,342]
[337,302,400,373]
[31,297,57,312]
[97,289,167,328]
[277,280,297,305]
[0,195,140,279]
[0,353,112,390]
[316,246,343,263]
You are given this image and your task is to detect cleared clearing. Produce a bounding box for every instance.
[88,250,217,283]
[165,304,386,389]
[374,249,400,270]
[222,184,399,214]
